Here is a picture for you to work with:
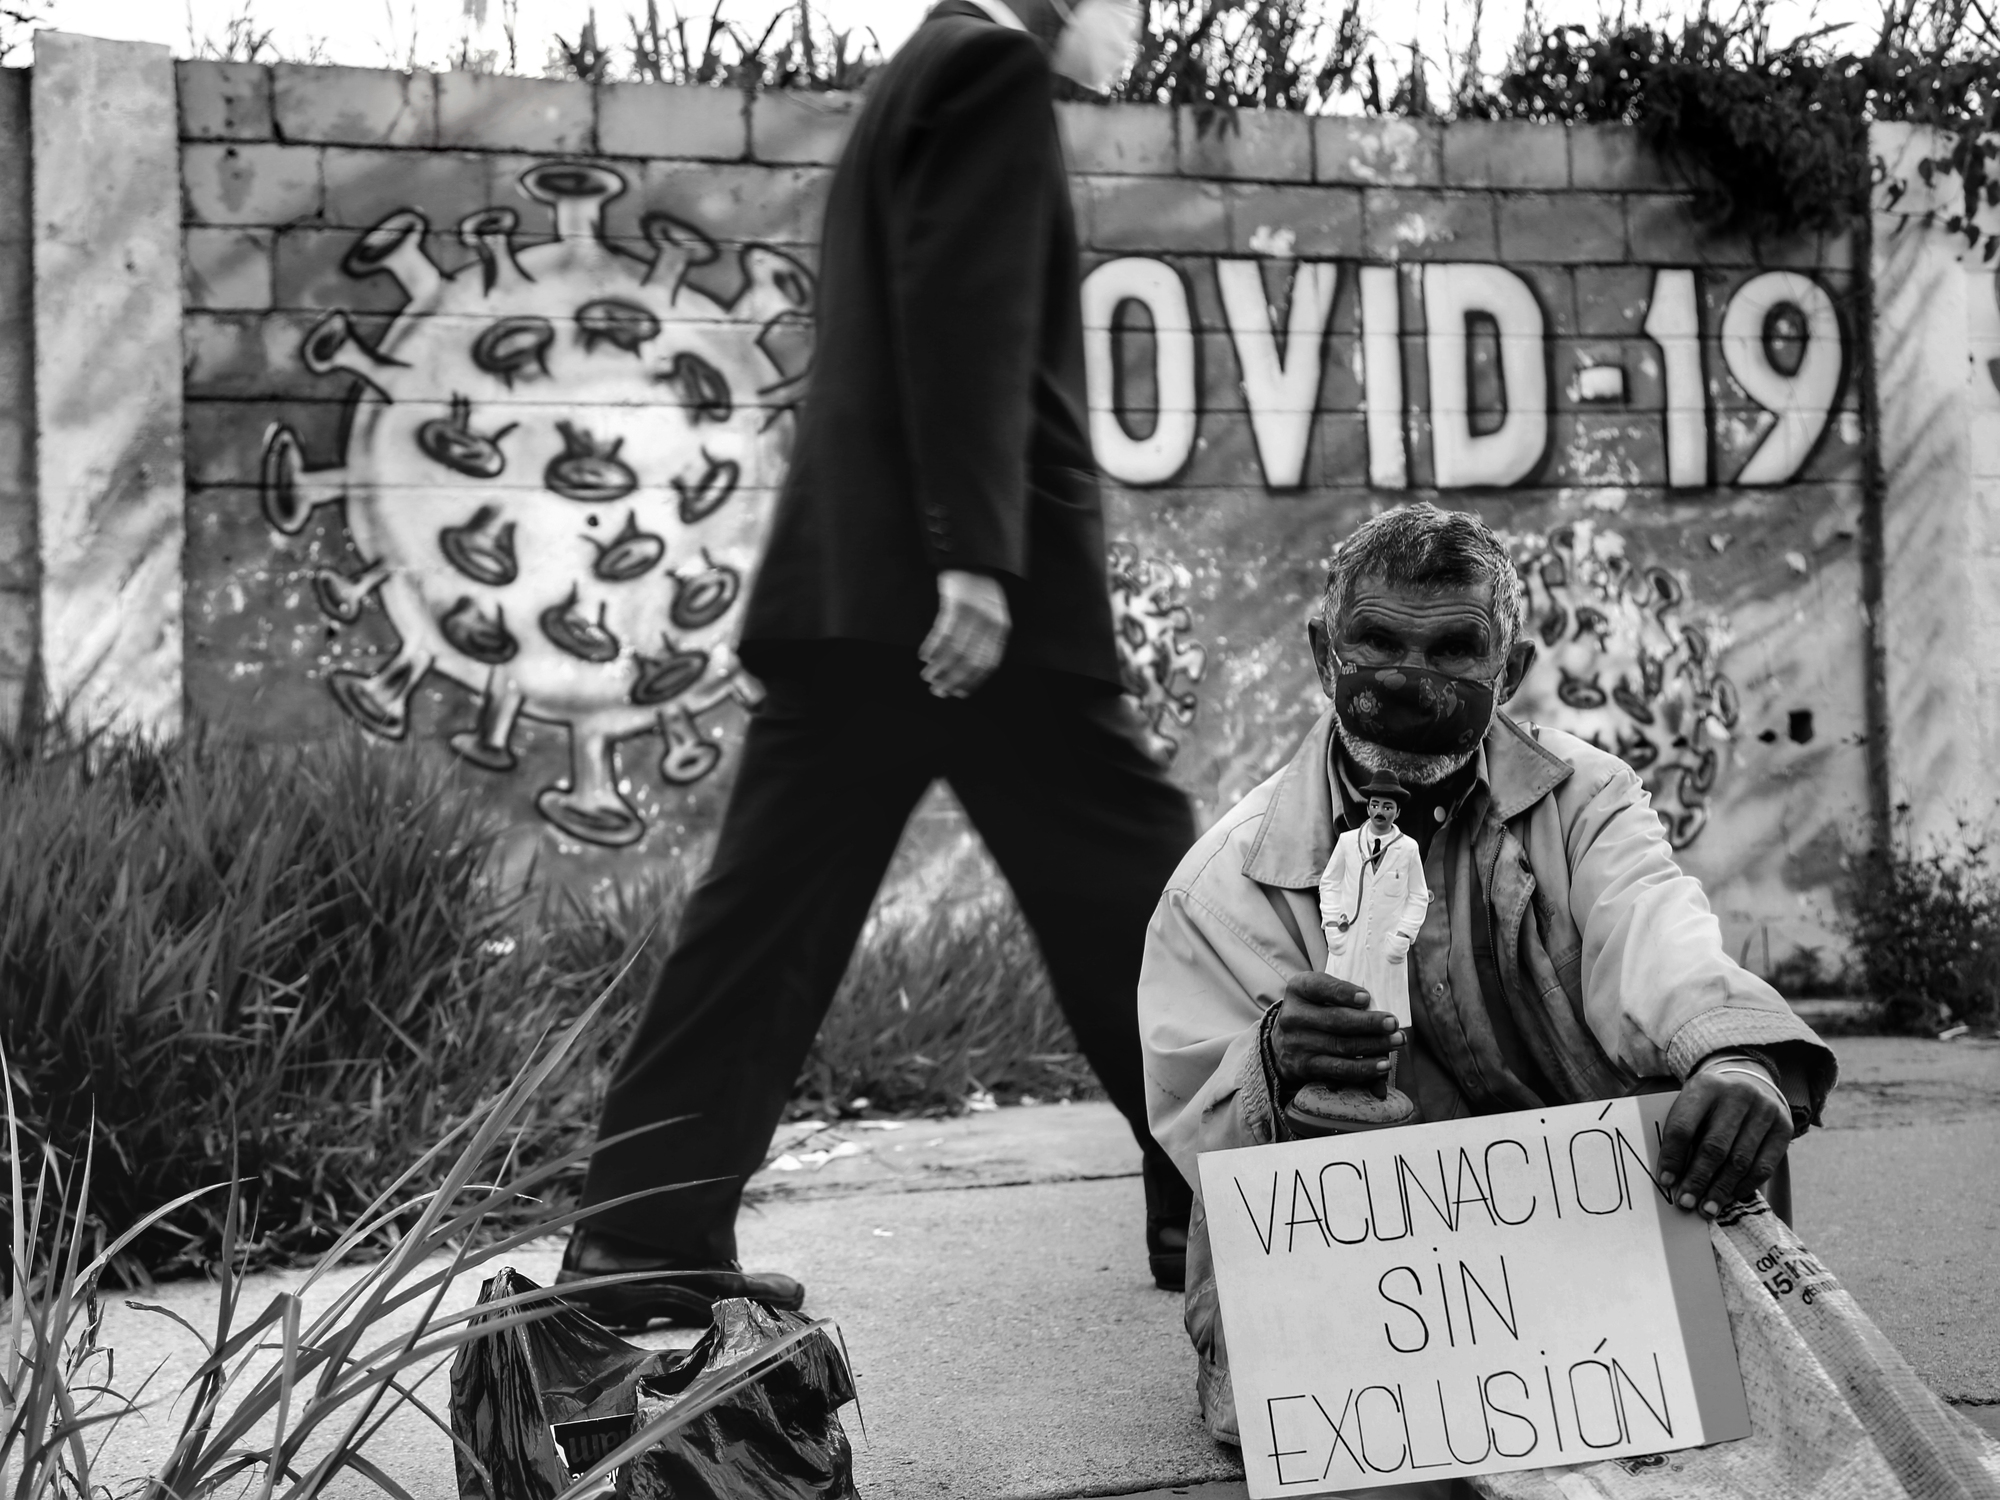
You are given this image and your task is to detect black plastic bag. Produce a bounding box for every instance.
[450,1267,859,1500]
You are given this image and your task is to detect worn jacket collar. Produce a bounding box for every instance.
[1241,707,1575,890]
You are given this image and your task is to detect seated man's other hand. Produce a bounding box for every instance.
[1656,1058,1794,1218]
[1272,970,1403,1093]
[920,569,1011,698]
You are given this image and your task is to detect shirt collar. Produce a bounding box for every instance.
[1240,706,1574,890]
[952,0,1030,28]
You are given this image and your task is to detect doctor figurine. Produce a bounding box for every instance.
[1285,770,1430,1136]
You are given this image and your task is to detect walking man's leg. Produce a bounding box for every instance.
[564,651,934,1326]
[946,669,1198,1287]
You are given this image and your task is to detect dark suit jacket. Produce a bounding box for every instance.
[739,0,1121,686]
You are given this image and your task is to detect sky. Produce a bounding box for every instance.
[38,0,1888,89]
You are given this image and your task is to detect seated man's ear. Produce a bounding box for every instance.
[1500,639,1537,704]
[1307,614,1336,697]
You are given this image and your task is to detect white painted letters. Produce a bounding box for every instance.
[1423,263,1548,488]
[1722,270,1844,486]
[1644,267,1708,488]
[1217,258,1340,490]
[1081,256,1199,486]
[1359,265,1408,489]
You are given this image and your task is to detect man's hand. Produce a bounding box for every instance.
[1271,970,1403,1092]
[920,569,1011,698]
[1656,1057,1793,1218]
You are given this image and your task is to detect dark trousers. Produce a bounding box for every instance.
[580,644,1198,1265]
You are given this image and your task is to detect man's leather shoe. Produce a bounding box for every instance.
[555,1230,806,1331]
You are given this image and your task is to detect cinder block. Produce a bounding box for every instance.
[1361,189,1496,261]
[1179,409,1263,486]
[1509,264,1577,335]
[1567,124,1673,190]
[177,60,273,142]
[1554,337,1666,411]
[1224,183,1363,257]
[1544,412,1664,486]
[1314,117,1441,186]
[751,90,859,165]
[182,143,324,227]
[1058,101,1175,175]
[643,161,831,246]
[273,64,436,148]
[1308,411,1372,489]
[1497,192,1624,263]
[1178,105,1312,182]
[321,148,492,230]
[0,71,24,241]
[272,225,459,313]
[1573,266,1654,335]
[184,310,351,399]
[1749,230,1855,273]
[1627,194,1755,265]
[1086,176,1229,252]
[184,398,348,488]
[184,226,276,311]
[1440,120,1567,190]
[600,81,746,161]
[436,72,594,153]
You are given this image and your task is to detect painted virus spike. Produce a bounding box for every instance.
[327,642,434,741]
[301,311,407,395]
[537,726,645,847]
[259,424,346,535]
[313,559,390,623]
[458,207,532,293]
[733,246,816,323]
[417,394,515,479]
[656,704,722,785]
[342,210,442,305]
[450,675,526,772]
[522,161,625,244]
[639,211,718,295]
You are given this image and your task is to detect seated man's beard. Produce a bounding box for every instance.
[1333,701,1490,787]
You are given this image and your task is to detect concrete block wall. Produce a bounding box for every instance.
[0,41,1877,947]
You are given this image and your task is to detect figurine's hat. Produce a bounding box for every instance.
[1357,770,1410,808]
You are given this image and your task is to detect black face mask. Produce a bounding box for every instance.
[1332,658,1496,756]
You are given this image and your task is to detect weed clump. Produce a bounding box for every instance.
[1839,820,2000,1036]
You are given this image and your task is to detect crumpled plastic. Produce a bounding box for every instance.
[449,1267,859,1500]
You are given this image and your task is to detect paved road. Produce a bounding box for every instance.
[82,1036,1999,1497]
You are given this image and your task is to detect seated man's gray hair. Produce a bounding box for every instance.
[1321,502,1526,653]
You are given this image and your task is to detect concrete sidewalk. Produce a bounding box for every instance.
[81,1036,2000,1497]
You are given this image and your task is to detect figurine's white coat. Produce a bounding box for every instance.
[1318,824,1430,1028]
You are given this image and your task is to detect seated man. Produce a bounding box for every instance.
[1138,502,1839,1445]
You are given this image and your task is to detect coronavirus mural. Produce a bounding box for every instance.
[260,161,813,847]
[1504,520,1740,848]
[1108,543,1208,763]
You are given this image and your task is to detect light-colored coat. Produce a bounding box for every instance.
[1318,824,1428,1025]
[1138,707,1838,1443]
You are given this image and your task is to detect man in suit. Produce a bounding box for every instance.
[557,0,1196,1329]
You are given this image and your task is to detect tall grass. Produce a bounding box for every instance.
[0,996,844,1500]
[1,717,1093,1284]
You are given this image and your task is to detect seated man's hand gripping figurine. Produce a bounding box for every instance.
[1291,769,1430,1134]
[1135,502,1836,1447]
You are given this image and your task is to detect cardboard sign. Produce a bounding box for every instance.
[1199,1093,1751,1496]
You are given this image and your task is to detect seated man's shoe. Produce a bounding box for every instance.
[555,1229,805,1331]
[1148,1221,1189,1292]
